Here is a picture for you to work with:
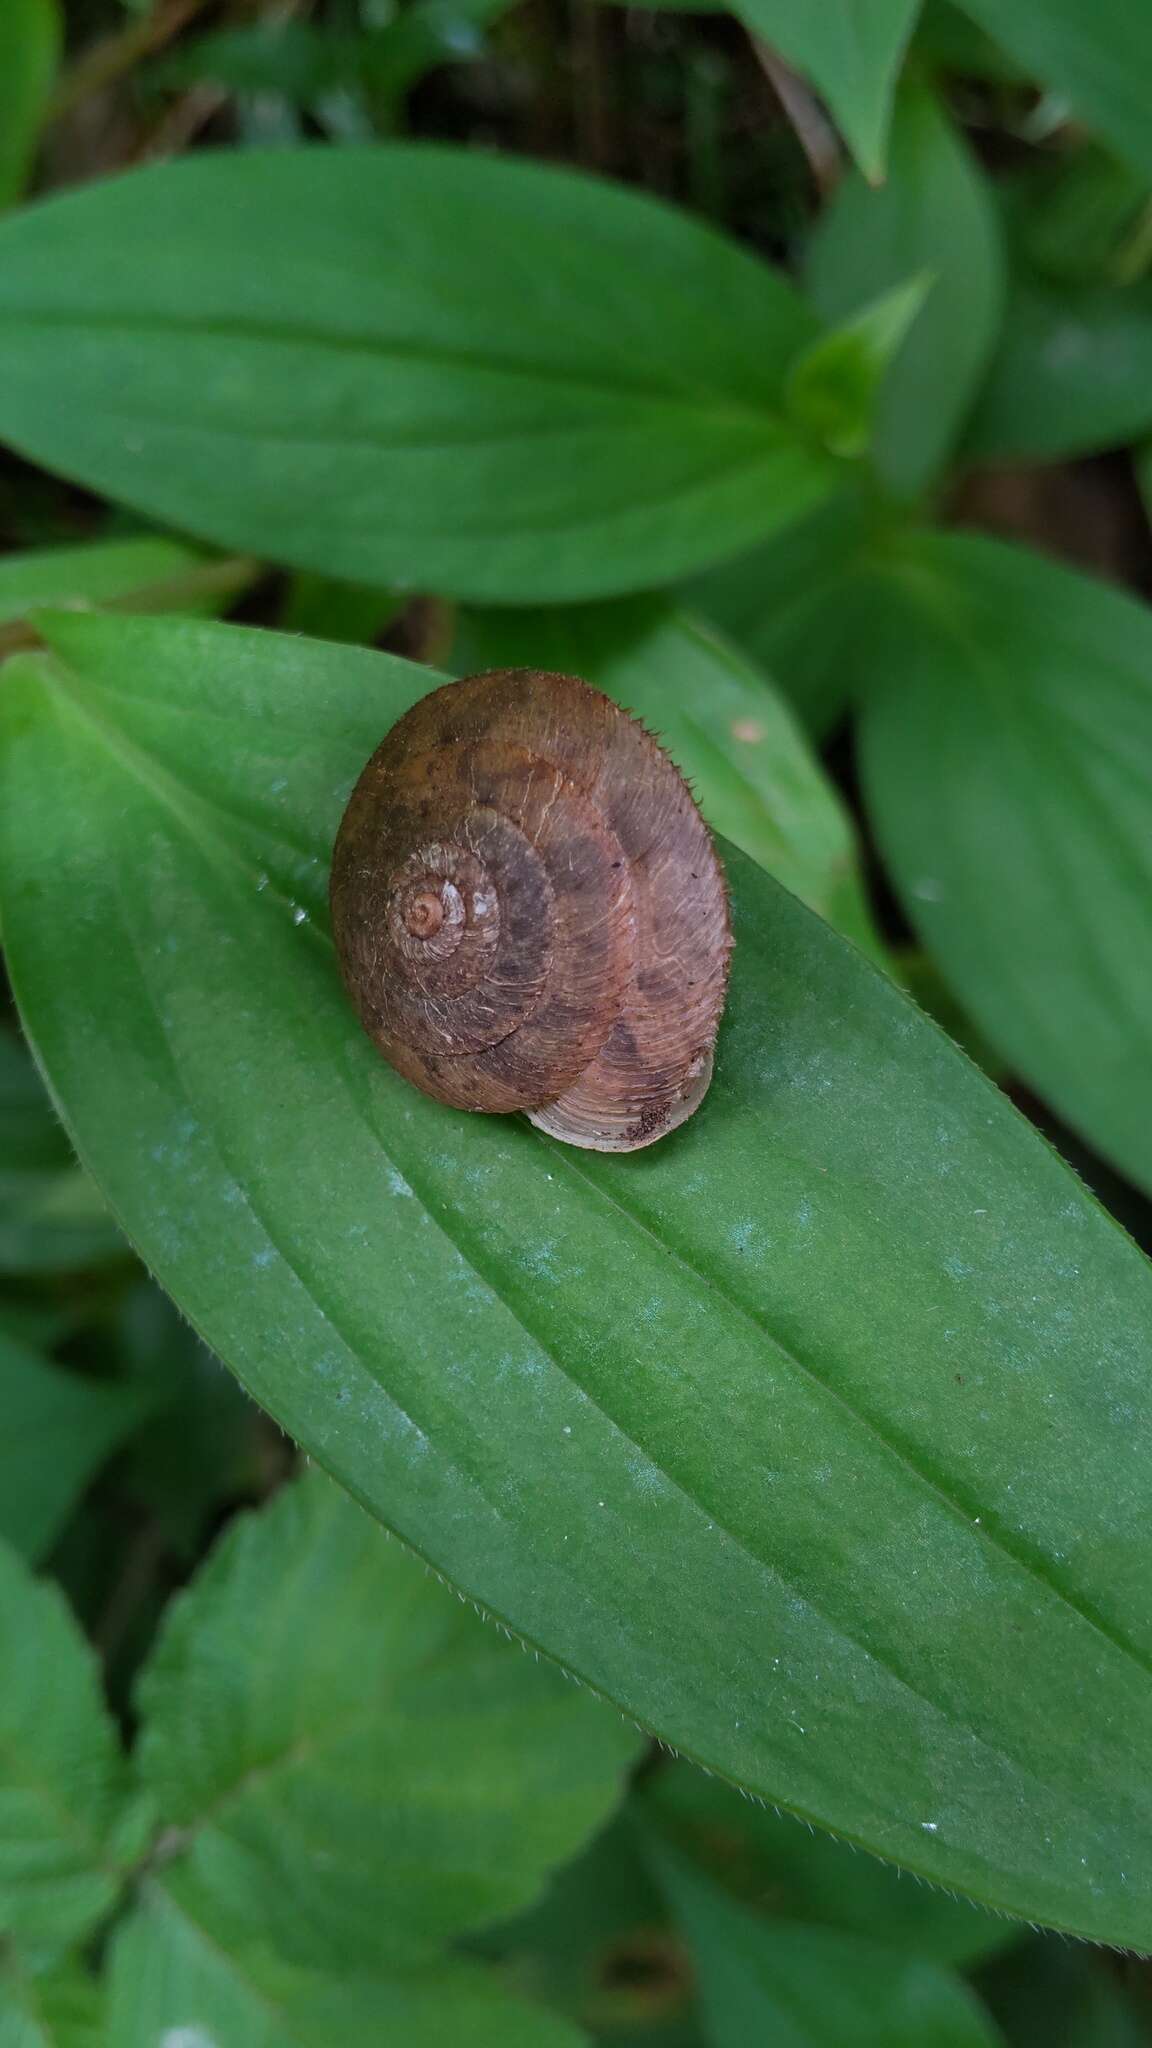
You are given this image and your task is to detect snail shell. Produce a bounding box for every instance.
[330,668,731,1152]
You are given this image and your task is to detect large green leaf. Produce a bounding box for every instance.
[0,0,59,212]
[648,1842,1002,2048]
[955,0,1152,184]
[855,530,1152,1197]
[107,1884,582,2048]
[456,597,879,952]
[0,148,833,604]
[0,1538,129,1949]
[0,1333,150,1562]
[806,81,1003,496]
[729,0,921,182]
[136,1468,639,1971]
[4,610,1152,1943]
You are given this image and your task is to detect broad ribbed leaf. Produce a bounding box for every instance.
[456,597,878,952]
[649,1843,1003,2048]
[955,0,1152,184]
[136,1469,638,1970]
[0,0,59,211]
[0,148,832,603]
[0,1538,127,1949]
[0,1333,149,1562]
[966,275,1152,462]
[806,82,1003,495]
[855,530,1152,1197]
[730,0,921,181]
[4,610,1152,1943]
[107,1884,582,2048]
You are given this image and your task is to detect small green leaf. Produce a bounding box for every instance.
[0,148,832,603]
[0,1034,125,1275]
[955,0,1152,185]
[0,1537,127,1949]
[456,597,879,952]
[787,276,933,458]
[136,1469,639,1970]
[0,0,59,212]
[857,529,1152,1195]
[806,81,1003,495]
[731,0,922,182]
[648,1840,1004,2048]
[5,610,1152,1942]
[107,1883,583,2048]
[0,1332,151,1563]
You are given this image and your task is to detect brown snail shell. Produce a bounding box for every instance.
[329,668,731,1152]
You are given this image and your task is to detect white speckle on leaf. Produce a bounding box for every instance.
[920,1821,939,1833]
[292,905,308,926]
[912,877,945,903]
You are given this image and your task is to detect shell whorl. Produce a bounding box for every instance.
[329,668,731,1152]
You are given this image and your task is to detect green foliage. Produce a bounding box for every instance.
[856,529,1152,1196]
[806,81,1004,495]
[954,0,1152,181]
[728,0,922,181]
[2,6,1152,2035]
[5,609,1152,1946]
[0,1330,149,1562]
[648,1842,1005,2048]
[0,0,59,212]
[0,1539,129,1950]
[0,149,833,602]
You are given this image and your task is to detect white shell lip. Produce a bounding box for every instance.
[526,1050,715,1153]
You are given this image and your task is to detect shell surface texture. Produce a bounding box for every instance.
[330,668,732,1152]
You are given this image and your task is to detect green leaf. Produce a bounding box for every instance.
[731,0,922,183]
[6,609,1152,1944]
[107,1883,583,2048]
[0,539,255,643]
[0,1331,151,1562]
[806,81,1003,495]
[0,1960,101,2048]
[980,1936,1148,2048]
[855,529,1152,1197]
[955,0,1152,184]
[136,1468,639,1970]
[642,1764,1015,1967]
[0,0,59,213]
[456,597,879,952]
[648,1841,1003,2048]
[0,1033,125,1276]
[965,274,1152,462]
[786,276,933,460]
[0,148,833,604]
[118,1285,265,1558]
[685,489,877,738]
[0,1537,127,1949]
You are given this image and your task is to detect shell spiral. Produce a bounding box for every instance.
[329,668,732,1152]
